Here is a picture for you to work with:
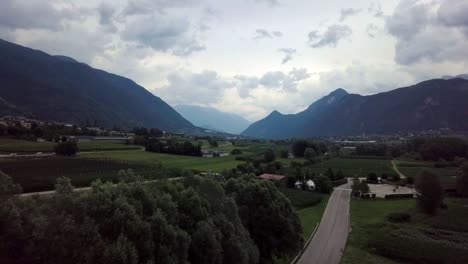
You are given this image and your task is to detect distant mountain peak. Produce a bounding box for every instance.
[268,110,282,117]
[54,55,79,63]
[329,88,348,96]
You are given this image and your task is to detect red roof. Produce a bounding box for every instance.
[258,174,286,181]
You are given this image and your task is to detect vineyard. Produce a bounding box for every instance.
[0,156,165,192]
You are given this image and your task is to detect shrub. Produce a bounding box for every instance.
[230,149,243,155]
[384,193,414,199]
[386,212,411,223]
[416,170,443,215]
[54,141,78,156]
[366,172,378,184]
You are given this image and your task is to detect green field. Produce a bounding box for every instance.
[307,158,394,177]
[395,160,459,184]
[82,150,244,172]
[0,139,140,153]
[1,156,163,192]
[342,199,416,264]
[297,196,329,240]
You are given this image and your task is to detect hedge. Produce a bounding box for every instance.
[331,178,348,187]
[384,193,414,199]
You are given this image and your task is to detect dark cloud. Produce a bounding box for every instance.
[98,2,117,32]
[278,48,296,64]
[0,0,83,31]
[254,29,283,39]
[339,8,362,22]
[438,1,468,36]
[308,24,352,48]
[121,14,205,56]
[386,0,468,65]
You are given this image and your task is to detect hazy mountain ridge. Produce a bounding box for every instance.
[0,39,197,132]
[242,78,468,139]
[174,105,251,134]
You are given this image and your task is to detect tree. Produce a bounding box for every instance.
[325,168,335,180]
[292,140,308,157]
[457,162,468,198]
[55,176,74,195]
[304,148,317,160]
[263,149,276,162]
[366,173,378,183]
[208,139,218,147]
[280,150,289,159]
[416,170,443,215]
[54,141,78,156]
[315,175,332,194]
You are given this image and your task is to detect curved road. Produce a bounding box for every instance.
[297,182,351,264]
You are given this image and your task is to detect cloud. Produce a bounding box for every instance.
[98,2,117,32]
[339,8,362,22]
[255,0,279,7]
[0,0,83,31]
[278,48,296,64]
[121,0,199,17]
[366,24,379,38]
[121,14,205,56]
[308,24,352,48]
[368,2,384,17]
[386,0,468,65]
[158,70,231,105]
[438,0,468,36]
[254,29,283,39]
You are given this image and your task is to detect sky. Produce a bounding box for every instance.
[1,0,467,122]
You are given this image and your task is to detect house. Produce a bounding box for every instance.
[258,173,286,182]
[306,180,315,191]
[294,181,303,189]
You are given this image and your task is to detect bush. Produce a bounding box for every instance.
[54,141,78,156]
[416,170,443,215]
[331,178,348,187]
[230,149,243,155]
[386,212,411,223]
[366,172,378,184]
[406,176,415,185]
[384,193,414,199]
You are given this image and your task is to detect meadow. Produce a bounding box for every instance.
[0,139,141,153]
[82,149,244,172]
[0,156,162,192]
[394,160,459,184]
[307,157,395,177]
[342,198,468,264]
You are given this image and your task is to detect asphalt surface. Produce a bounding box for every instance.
[297,183,351,264]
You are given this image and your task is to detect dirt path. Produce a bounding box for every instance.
[391,160,406,179]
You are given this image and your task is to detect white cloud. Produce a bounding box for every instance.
[308,24,353,48]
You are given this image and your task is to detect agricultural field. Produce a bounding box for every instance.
[307,157,395,177]
[0,156,162,192]
[342,198,468,264]
[342,199,416,264]
[82,150,244,172]
[394,160,459,184]
[0,139,140,153]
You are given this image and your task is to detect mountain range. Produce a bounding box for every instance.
[174,105,251,134]
[0,39,198,133]
[242,78,468,139]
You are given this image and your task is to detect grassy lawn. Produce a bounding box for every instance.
[342,199,416,264]
[297,196,330,240]
[0,139,140,153]
[0,139,56,152]
[395,159,459,184]
[82,150,244,172]
[308,157,394,177]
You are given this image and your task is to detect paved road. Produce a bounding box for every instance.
[297,183,351,264]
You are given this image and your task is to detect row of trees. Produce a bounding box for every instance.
[406,137,468,161]
[0,123,111,141]
[291,140,328,158]
[146,139,202,157]
[0,173,303,264]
